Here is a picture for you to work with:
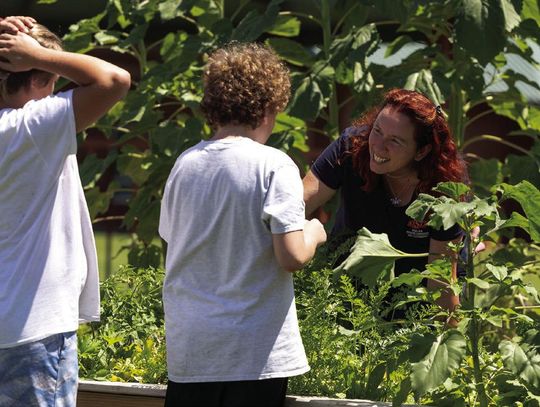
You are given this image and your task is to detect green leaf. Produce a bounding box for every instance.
[433,182,471,200]
[498,181,540,241]
[393,376,411,407]
[470,158,504,195]
[406,193,438,221]
[486,263,508,281]
[94,31,120,45]
[404,69,444,107]
[500,340,540,389]
[455,0,507,65]
[430,197,476,231]
[231,0,283,42]
[158,0,181,20]
[522,0,540,26]
[501,0,522,31]
[287,76,325,121]
[334,228,427,288]
[467,277,490,289]
[266,15,301,37]
[265,38,315,67]
[391,271,425,288]
[411,330,467,397]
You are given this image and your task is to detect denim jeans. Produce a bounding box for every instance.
[0,331,78,407]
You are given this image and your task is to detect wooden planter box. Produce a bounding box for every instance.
[78,380,395,407]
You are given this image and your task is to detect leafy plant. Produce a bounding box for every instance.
[29,0,537,266]
[78,266,167,383]
[336,181,540,406]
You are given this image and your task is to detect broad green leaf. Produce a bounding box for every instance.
[486,263,508,281]
[158,0,180,20]
[94,31,120,45]
[504,154,540,187]
[406,193,438,221]
[467,277,490,289]
[407,333,438,363]
[491,211,530,236]
[411,330,467,397]
[430,197,475,231]
[498,181,540,241]
[385,35,413,58]
[287,76,324,121]
[433,182,471,200]
[455,0,506,65]
[117,152,151,185]
[334,228,427,288]
[265,38,315,67]
[470,158,504,195]
[522,0,540,26]
[231,0,283,42]
[501,0,522,31]
[79,152,118,188]
[500,340,540,389]
[391,271,425,287]
[37,0,57,3]
[266,15,301,37]
[404,69,444,107]
[393,377,411,407]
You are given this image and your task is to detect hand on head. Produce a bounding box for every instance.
[0,16,35,34]
[0,31,42,73]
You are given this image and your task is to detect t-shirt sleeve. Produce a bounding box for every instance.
[310,127,354,190]
[262,163,306,234]
[430,222,464,242]
[23,90,76,176]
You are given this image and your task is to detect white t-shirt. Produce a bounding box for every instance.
[0,91,100,348]
[159,138,309,382]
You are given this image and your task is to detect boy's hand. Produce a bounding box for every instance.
[304,218,327,247]
[0,32,43,72]
[0,16,35,34]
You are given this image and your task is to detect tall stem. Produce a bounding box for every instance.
[320,0,340,139]
[449,81,465,148]
[464,217,488,407]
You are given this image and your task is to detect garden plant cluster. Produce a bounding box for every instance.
[33,0,540,405]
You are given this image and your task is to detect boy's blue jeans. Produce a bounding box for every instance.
[0,331,78,407]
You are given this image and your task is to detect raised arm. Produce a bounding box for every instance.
[303,170,337,217]
[272,219,327,272]
[0,30,130,132]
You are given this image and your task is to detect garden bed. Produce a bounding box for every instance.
[77,380,396,407]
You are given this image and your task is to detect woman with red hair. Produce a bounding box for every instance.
[303,88,468,312]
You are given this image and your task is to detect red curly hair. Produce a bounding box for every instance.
[349,88,467,193]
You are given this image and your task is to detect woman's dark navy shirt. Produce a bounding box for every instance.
[311,127,462,276]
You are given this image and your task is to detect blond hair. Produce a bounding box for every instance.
[0,24,63,97]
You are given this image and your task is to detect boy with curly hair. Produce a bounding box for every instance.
[159,42,326,407]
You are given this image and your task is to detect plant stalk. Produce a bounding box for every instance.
[465,217,488,407]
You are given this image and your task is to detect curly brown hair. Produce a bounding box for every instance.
[0,23,63,97]
[200,42,290,129]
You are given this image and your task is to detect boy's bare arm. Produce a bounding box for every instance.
[0,30,130,132]
[272,219,327,272]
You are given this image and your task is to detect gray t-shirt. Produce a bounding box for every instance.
[159,137,309,382]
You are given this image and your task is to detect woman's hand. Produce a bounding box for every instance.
[0,32,43,72]
[0,16,35,34]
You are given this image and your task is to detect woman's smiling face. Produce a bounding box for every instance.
[368,106,430,177]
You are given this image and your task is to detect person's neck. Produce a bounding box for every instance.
[212,124,269,144]
[0,93,30,109]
